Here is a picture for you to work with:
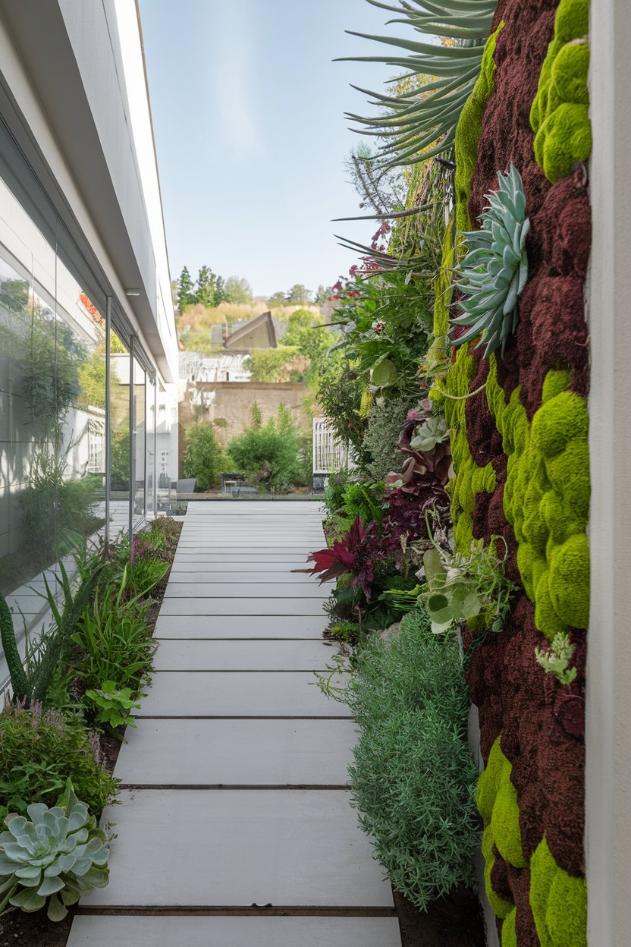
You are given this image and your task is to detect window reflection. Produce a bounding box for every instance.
[109,329,131,538]
[133,357,145,522]
[0,176,106,610]
[146,374,156,516]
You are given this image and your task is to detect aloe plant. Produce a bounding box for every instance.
[0,778,109,922]
[337,0,498,166]
[452,164,530,357]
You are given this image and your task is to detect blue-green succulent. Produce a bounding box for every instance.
[452,164,530,357]
[0,779,109,922]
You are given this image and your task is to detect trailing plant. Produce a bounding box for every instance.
[452,164,530,357]
[343,607,479,908]
[0,704,117,822]
[338,0,498,167]
[0,778,109,922]
[84,681,140,732]
[535,631,577,685]
[419,537,517,635]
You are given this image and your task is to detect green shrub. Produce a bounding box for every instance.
[361,395,411,480]
[183,422,224,490]
[228,406,307,492]
[342,606,479,909]
[0,705,117,821]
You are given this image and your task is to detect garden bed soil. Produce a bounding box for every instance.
[395,887,485,947]
[0,521,182,947]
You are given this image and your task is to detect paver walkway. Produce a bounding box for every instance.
[68,500,401,946]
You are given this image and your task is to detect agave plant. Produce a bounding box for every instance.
[337,0,498,167]
[452,164,530,356]
[0,778,109,922]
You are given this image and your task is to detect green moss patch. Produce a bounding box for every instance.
[485,360,589,640]
[530,0,591,182]
[530,838,587,946]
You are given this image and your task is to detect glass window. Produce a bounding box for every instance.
[108,327,131,540]
[132,356,145,524]
[0,174,106,673]
[146,373,156,517]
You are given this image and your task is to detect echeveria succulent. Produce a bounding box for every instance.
[0,778,109,922]
[452,164,530,357]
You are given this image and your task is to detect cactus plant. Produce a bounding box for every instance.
[452,164,530,357]
[0,778,109,922]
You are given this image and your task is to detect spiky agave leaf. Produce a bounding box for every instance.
[451,164,530,357]
[336,0,498,167]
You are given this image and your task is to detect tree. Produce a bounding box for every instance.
[314,285,332,305]
[224,276,253,304]
[287,284,312,305]
[267,291,287,308]
[214,275,226,305]
[284,309,317,342]
[176,266,196,312]
[195,266,217,307]
[183,422,224,490]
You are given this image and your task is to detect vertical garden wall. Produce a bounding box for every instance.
[440,0,591,942]
[313,0,593,943]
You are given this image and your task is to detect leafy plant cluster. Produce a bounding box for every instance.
[0,516,179,923]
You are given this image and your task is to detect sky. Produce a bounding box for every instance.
[139,0,393,298]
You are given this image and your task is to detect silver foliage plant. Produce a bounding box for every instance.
[0,779,109,922]
[338,0,498,167]
[452,164,530,356]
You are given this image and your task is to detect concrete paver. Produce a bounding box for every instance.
[82,789,393,908]
[68,916,401,946]
[70,501,398,945]
[114,718,357,785]
[153,638,339,671]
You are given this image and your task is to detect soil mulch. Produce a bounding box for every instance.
[395,886,485,947]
